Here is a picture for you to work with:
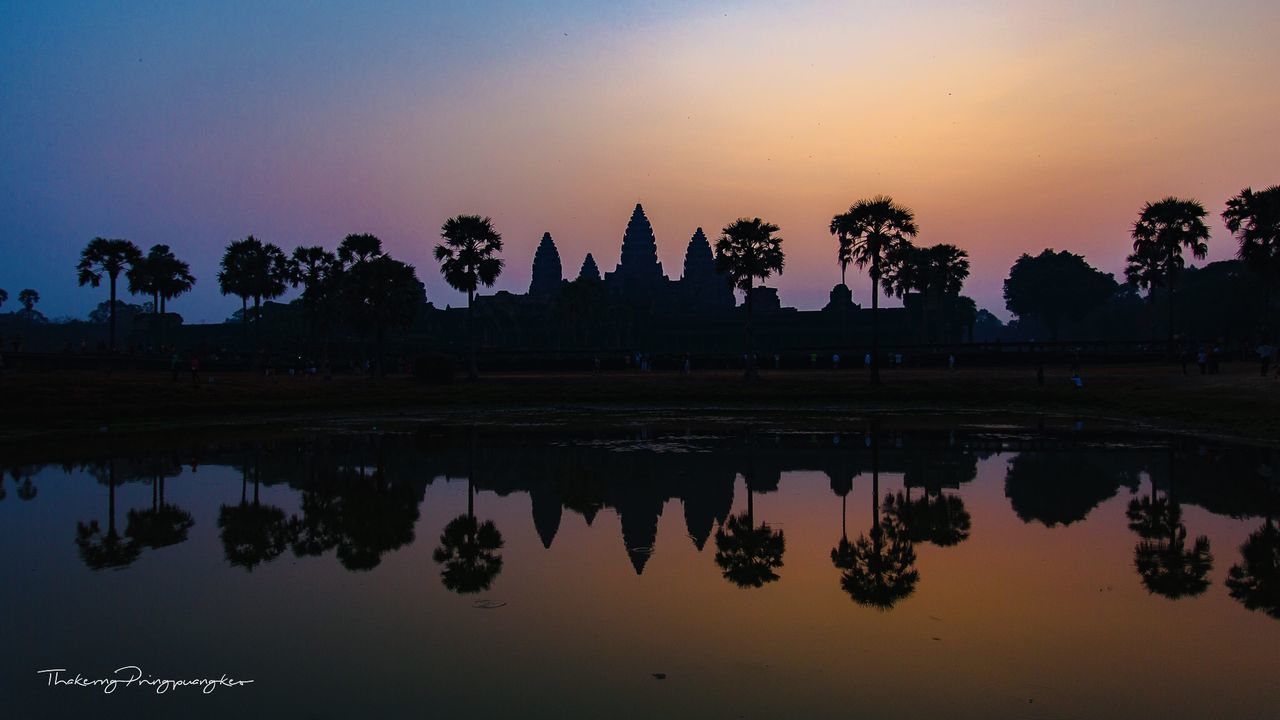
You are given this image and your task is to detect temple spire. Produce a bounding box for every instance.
[528,232,563,297]
[578,253,601,281]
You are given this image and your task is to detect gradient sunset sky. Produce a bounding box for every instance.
[3,0,1278,321]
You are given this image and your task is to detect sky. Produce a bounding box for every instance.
[3,0,1279,322]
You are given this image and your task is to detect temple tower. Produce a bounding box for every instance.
[605,203,667,301]
[528,232,563,298]
[578,253,601,282]
[678,227,734,309]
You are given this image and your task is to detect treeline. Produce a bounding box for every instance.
[1,186,1276,373]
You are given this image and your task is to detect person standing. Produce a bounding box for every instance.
[1257,340,1275,377]
[190,354,200,386]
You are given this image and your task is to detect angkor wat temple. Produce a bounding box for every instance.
[447,203,949,357]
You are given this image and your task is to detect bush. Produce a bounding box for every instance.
[412,353,456,384]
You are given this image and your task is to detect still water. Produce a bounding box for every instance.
[1,416,1277,719]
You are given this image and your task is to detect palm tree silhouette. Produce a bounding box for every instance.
[831,422,918,609]
[75,459,141,570]
[1222,185,1280,331]
[126,469,194,550]
[830,197,918,384]
[1127,451,1213,599]
[76,237,143,352]
[217,236,289,338]
[713,217,785,381]
[128,244,195,343]
[1127,197,1209,349]
[885,490,971,547]
[288,245,340,359]
[713,478,785,588]
[435,215,504,380]
[217,459,290,571]
[432,476,505,594]
[1226,517,1280,619]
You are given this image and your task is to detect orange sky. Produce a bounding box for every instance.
[4,1,1279,318]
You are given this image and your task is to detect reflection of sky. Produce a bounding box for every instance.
[1,449,1277,717]
[3,1,1279,321]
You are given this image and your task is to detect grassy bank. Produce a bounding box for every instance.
[1,362,1276,443]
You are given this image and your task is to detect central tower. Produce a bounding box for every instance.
[605,203,667,301]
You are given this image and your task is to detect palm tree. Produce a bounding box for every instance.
[337,232,383,268]
[1128,197,1209,349]
[126,469,194,550]
[1222,185,1280,332]
[288,246,341,355]
[830,420,918,609]
[0,288,7,309]
[436,216,504,380]
[128,244,195,341]
[1126,450,1212,599]
[830,197,919,384]
[713,217,785,381]
[17,288,38,311]
[77,237,143,351]
[1226,517,1280,619]
[217,236,289,341]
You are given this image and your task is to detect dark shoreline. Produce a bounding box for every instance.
[3,363,1276,447]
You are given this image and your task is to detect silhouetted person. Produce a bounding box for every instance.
[1258,340,1275,377]
[190,354,200,386]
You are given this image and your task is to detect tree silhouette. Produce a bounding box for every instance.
[77,237,143,351]
[713,481,785,588]
[1222,185,1280,332]
[830,423,918,609]
[343,253,426,377]
[0,288,6,310]
[17,288,38,311]
[714,217,785,381]
[830,196,918,384]
[883,242,970,343]
[75,459,141,570]
[1226,518,1280,620]
[885,490,971,547]
[436,215,504,380]
[1127,197,1209,349]
[217,236,289,337]
[432,477,505,593]
[1003,249,1117,341]
[1126,454,1212,599]
[217,462,290,571]
[126,473,194,550]
[288,245,341,358]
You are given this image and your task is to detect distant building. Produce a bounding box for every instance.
[528,232,563,298]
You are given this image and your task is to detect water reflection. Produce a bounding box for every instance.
[0,423,1275,620]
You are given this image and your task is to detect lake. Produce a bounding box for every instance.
[1,415,1277,719]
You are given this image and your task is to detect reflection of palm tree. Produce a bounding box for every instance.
[831,423,918,609]
[1134,529,1212,599]
[126,474,194,549]
[713,482,785,588]
[432,477,505,594]
[1226,518,1280,619]
[75,459,141,570]
[1127,452,1212,599]
[217,461,290,571]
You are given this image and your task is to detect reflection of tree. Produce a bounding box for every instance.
[885,490,971,547]
[75,459,141,570]
[126,474,194,549]
[432,475,504,594]
[288,459,419,571]
[713,467,785,588]
[831,422,917,609]
[218,461,290,571]
[8,465,42,501]
[1127,451,1212,599]
[1226,519,1280,619]
[1005,451,1136,527]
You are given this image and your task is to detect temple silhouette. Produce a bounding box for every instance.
[454,202,930,358]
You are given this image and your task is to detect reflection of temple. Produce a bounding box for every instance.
[34,428,1279,585]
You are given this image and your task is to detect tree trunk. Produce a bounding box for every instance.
[745,278,757,381]
[870,261,881,385]
[108,275,118,353]
[467,288,478,380]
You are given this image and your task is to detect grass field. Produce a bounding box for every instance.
[2,361,1276,444]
